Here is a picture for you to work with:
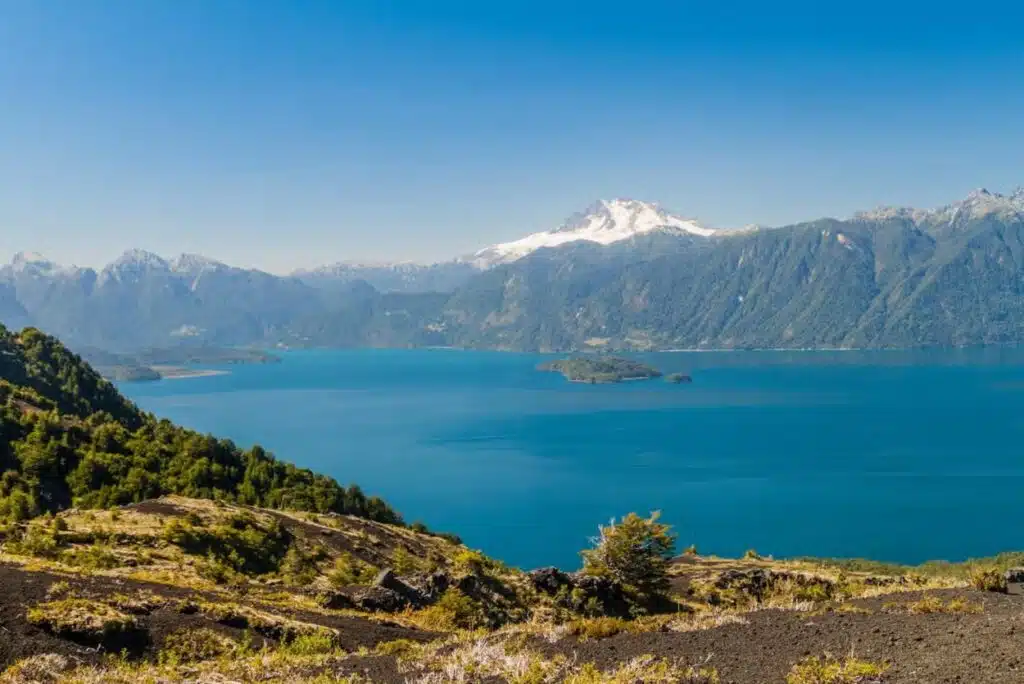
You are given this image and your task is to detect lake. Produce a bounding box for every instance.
[120,347,1024,570]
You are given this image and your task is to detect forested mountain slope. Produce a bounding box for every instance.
[0,324,400,523]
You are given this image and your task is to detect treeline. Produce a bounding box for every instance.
[0,325,401,525]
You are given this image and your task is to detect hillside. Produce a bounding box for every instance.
[0,324,400,523]
[3,326,1024,681]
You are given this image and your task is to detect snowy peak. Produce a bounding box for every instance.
[170,253,225,274]
[471,198,714,267]
[855,187,1024,225]
[5,252,83,278]
[9,252,58,274]
[108,249,169,270]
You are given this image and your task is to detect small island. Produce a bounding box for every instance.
[665,372,693,384]
[538,356,663,384]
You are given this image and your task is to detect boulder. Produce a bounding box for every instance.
[570,572,632,618]
[528,567,630,618]
[351,586,409,613]
[1004,567,1024,595]
[1004,567,1024,584]
[529,567,573,594]
[317,591,355,610]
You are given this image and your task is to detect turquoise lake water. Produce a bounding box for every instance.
[120,348,1024,570]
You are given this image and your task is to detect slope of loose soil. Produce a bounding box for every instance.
[0,562,438,673]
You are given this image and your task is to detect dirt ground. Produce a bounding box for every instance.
[0,562,435,677]
[538,588,1024,683]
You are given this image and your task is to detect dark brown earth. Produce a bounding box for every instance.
[538,588,1024,683]
[0,562,436,674]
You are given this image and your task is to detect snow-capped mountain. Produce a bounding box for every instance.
[855,187,1024,226]
[170,253,226,275]
[5,252,82,278]
[469,199,715,268]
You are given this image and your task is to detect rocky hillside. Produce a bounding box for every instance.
[2,496,1024,682]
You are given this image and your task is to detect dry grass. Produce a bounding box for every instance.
[396,634,719,684]
[0,653,76,684]
[969,567,1008,593]
[786,654,888,683]
[26,598,138,638]
[883,595,983,615]
[195,600,338,642]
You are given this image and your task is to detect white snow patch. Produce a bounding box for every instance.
[471,199,716,267]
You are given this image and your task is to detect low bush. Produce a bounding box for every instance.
[969,567,1007,593]
[326,553,377,587]
[162,513,292,576]
[282,632,339,656]
[786,655,888,683]
[158,628,240,664]
[411,589,488,630]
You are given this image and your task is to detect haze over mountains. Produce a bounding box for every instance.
[5,188,1024,352]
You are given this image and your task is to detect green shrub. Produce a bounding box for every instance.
[158,628,239,664]
[327,553,377,587]
[282,632,339,656]
[61,542,120,570]
[413,589,487,630]
[580,512,676,601]
[162,514,291,576]
[6,523,61,558]
[391,546,424,574]
[280,544,328,586]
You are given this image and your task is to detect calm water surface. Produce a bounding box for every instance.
[121,348,1024,570]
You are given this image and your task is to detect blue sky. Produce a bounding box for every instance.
[2,1,1024,273]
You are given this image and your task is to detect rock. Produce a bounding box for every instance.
[528,567,630,618]
[373,568,433,608]
[1004,567,1024,595]
[423,570,451,598]
[374,569,402,591]
[570,573,632,618]
[529,567,573,594]
[317,591,355,610]
[713,569,775,599]
[1004,567,1024,583]
[351,586,409,613]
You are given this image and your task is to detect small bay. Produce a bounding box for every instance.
[120,347,1024,570]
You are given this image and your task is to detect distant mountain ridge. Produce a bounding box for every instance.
[5,188,1024,352]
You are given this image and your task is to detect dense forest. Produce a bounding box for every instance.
[0,324,401,524]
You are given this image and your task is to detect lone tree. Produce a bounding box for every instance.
[581,511,677,600]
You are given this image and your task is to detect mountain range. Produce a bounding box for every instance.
[4,189,1024,352]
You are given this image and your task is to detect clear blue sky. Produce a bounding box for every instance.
[2,1,1024,273]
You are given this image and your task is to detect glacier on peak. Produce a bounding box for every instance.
[469,198,715,268]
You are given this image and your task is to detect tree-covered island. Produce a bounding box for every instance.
[537,356,663,383]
